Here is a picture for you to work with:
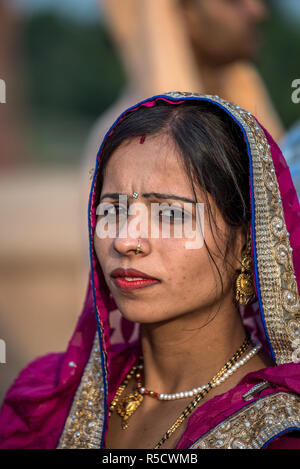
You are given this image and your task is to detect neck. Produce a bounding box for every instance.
[140,299,250,395]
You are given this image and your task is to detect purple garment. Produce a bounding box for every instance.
[1,93,300,449]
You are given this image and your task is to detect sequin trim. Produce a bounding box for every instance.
[189,392,300,449]
[57,333,105,449]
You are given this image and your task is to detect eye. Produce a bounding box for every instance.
[160,208,187,221]
[104,205,127,217]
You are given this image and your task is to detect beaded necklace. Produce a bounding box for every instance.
[108,337,261,448]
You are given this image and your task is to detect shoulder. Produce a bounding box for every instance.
[235,392,300,449]
[189,391,300,449]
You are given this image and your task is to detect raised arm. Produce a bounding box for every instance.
[100,0,202,96]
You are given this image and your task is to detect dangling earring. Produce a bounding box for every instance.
[235,232,256,305]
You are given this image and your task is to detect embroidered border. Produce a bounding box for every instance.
[165,92,300,364]
[57,333,105,449]
[188,392,300,449]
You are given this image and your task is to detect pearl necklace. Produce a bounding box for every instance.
[109,336,261,434]
[136,343,261,401]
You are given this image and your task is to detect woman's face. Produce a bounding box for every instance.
[94,133,244,324]
[181,0,268,64]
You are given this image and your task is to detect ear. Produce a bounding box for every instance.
[242,223,251,253]
[234,225,249,270]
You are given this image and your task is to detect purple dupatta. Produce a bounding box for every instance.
[1,92,300,449]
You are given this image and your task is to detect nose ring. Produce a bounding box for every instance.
[135,239,142,255]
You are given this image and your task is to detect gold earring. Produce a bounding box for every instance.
[235,233,256,305]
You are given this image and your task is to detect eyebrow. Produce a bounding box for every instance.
[99,192,196,204]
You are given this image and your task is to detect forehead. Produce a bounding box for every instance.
[101,134,192,193]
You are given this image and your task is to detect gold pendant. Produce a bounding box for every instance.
[116,392,144,429]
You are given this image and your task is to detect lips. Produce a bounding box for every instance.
[111,268,158,280]
[110,268,160,291]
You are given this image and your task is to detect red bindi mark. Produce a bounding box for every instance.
[139,135,146,144]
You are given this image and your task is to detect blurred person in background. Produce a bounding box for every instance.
[178,0,283,138]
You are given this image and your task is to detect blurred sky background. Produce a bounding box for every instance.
[14,0,101,21]
[12,0,300,22]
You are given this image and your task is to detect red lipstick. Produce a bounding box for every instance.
[110,268,160,291]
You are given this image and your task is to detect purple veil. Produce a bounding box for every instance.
[1,92,300,449]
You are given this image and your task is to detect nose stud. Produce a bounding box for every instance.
[132,192,139,199]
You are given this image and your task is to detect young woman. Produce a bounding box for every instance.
[0,92,299,449]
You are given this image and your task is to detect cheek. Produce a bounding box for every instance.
[94,237,110,274]
[166,243,211,292]
[166,240,230,303]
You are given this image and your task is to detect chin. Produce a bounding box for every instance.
[117,303,173,325]
[219,38,259,64]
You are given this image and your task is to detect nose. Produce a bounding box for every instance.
[113,235,150,257]
[113,218,150,257]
